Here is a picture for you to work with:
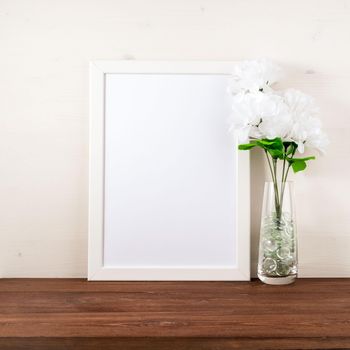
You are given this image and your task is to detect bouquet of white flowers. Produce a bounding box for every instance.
[228,59,329,284]
[228,59,328,219]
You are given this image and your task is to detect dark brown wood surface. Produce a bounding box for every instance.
[0,278,349,349]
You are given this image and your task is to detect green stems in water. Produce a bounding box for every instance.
[264,144,296,221]
[238,137,315,219]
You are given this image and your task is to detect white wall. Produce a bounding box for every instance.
[1,0,349,277]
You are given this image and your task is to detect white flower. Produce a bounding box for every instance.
[228,59,283,94]
[257,94,292,140]
[283,89,329,153]
[229,93,261,143]
[227,60,328,155]
[283,89,319,119]
[304,129,329,154]
[229,91,292,142]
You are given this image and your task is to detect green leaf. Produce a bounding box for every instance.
[284,142,298,156]
[287,156,316,173]
[257,139,276,146]
[291,160,307,173]
[294,156,316,161]
[267,149,284,159]
[287,156,316,163]
[238,142,256,150]
[258,138,283,149]
[256,138,283,158]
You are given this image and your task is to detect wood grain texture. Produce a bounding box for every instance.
[0,279,350,349]
[0,338,350,350]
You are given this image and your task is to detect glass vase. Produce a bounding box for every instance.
[258,181,297,285]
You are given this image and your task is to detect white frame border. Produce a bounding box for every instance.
[89,61,250,281]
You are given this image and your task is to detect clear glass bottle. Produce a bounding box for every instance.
[258,181,297,285]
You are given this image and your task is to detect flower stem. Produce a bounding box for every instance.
[280,145,296,210]
[272,158,281,219]
[264,150,281,219]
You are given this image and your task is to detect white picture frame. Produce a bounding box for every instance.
[89,61,250,281]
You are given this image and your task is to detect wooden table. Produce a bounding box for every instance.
[0,278,349,349]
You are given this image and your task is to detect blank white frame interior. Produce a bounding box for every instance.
[89,61,250,281]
